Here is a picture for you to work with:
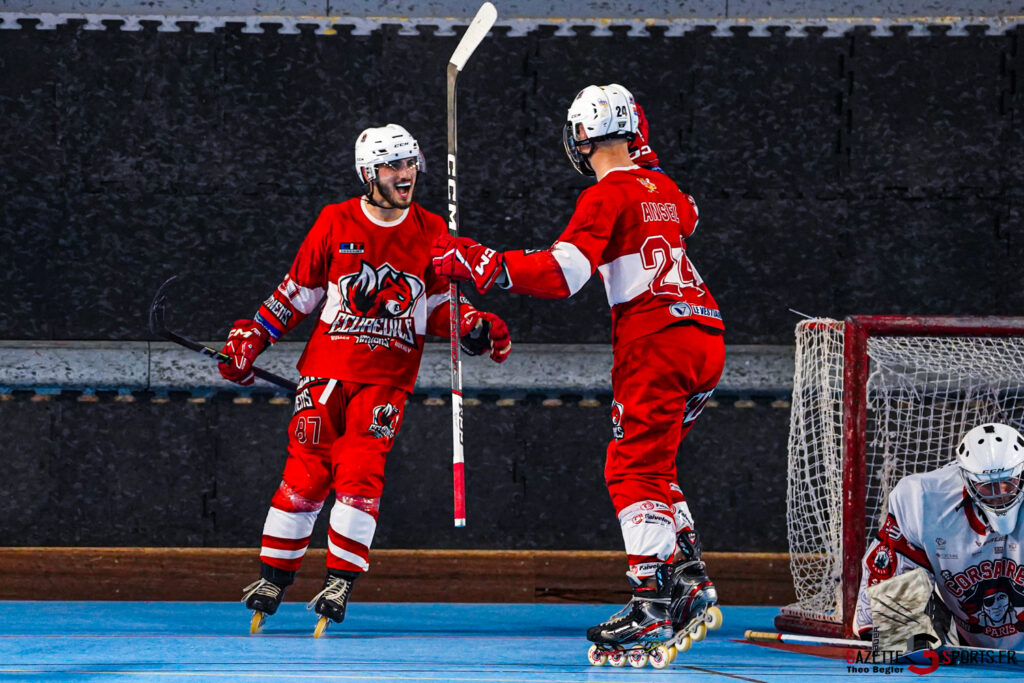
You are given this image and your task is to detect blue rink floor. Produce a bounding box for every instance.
[0,602,1021,682]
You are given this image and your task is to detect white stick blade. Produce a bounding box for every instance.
[449,2,498,71]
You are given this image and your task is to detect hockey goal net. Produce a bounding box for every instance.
[776,315,1024,638]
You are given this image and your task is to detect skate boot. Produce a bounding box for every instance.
[306,569,359,638]
[241,563,295,634]
[586,564,675,669]
[666,529,723,657]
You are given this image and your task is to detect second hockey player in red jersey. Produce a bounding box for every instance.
[432,84,725,668]
[221,124,512,637]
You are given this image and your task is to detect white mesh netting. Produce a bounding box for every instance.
[781,318,1024,629]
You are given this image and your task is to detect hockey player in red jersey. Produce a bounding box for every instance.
[855,423,1024,650]
[220,124,512,637]
[432,84,725,666]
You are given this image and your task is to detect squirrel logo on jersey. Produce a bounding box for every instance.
[611,401,625,440]
[369,403,400,440]
[328,261,424,350]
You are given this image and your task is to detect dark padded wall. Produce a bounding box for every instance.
[0,395,789,551]
[1,23,1021,551]
[2,23,1022,344]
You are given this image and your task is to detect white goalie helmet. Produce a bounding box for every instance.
[354,123,426,185]
[563,83,639,176]
[955,422,1024,535]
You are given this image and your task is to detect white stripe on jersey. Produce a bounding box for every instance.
[262,506,318,540]
[550,241,592,296]
[617,499,676,562]
[327,538,370,571]
[598,248,706,306]
[425,291,449,319]
[329,500,378,549]
[279,275,324,315]
[260,546,308,560]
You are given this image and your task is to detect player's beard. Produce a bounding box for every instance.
[377,178,415,210]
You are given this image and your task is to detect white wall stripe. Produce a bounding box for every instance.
[0,341,797,394]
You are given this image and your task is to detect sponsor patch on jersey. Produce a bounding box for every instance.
[668,302,722,320]
[637,177,657,193]
[670,302,692,318]
[338,242,366,254]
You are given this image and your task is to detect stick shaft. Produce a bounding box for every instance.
[744,630,869,648]
[447,58,466,529]
[445,2,497,529]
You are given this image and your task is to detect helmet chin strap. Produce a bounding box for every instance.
[362,180,399,210]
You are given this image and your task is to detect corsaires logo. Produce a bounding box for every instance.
[328,261,424,350]
[369,403,400,440]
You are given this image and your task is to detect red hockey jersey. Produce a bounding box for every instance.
[254,198,452,392]
[502,166,723,347]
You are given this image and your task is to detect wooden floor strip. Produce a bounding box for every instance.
[0,548,795,604]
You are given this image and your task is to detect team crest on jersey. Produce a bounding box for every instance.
[611,400,625,440]
[369,403,401,440]
[328,261,423,350]
[866,542,897,585]
[637,177,657,193]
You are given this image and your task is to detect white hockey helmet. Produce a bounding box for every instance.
[955,422,1024,535]
[563,83,639,176]
[354,124,425,186]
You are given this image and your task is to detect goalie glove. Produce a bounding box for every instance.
[218,319,272,386]
[431,235,504,295]
[459,310,512,363]
[867,568,950,654]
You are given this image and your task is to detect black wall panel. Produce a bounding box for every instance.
[1,23,1021,550]
[2,24,1022,344]
[0,397,790,552]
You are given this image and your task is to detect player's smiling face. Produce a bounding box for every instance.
[373,157,418,209]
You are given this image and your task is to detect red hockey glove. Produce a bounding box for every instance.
[218,319,272,386]
[431,235,504,294]
[459,310,512,363]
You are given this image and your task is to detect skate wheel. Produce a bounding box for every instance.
[692,621,707,642]
[667,644,678,663]
[249,611,266,635]
[313,615,330,639]
[587,644,608,666]
[608,650,627,667]
[706,605,723,630]
[676,634,692,653]
[627,649,648,668]
[649,645,671,670]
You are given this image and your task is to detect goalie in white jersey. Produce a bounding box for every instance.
[855,422,1024,649]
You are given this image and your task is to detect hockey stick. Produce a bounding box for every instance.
[744,630,869,648]
[148,275,298,393]
[446,1,497,529]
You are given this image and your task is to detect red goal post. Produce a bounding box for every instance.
[775,315,1024,639]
